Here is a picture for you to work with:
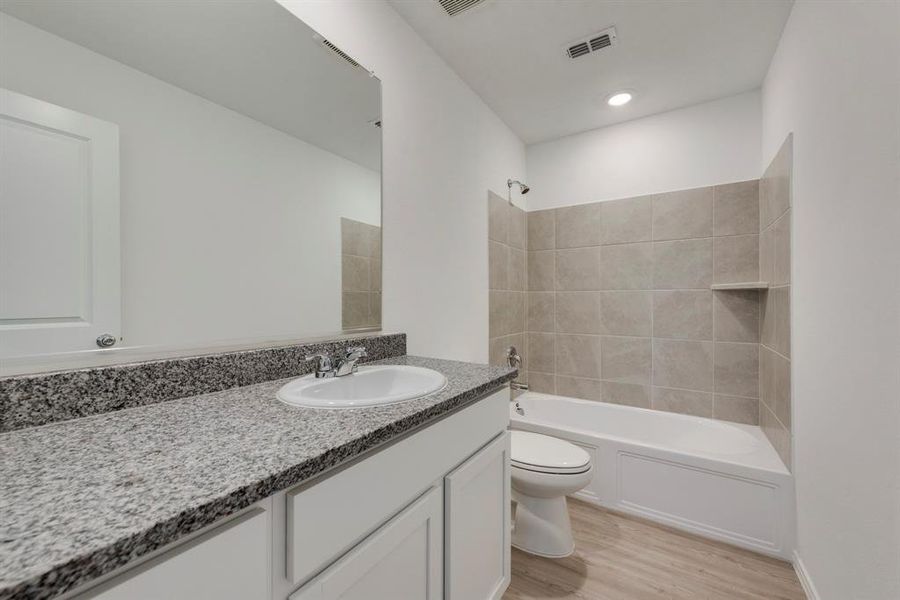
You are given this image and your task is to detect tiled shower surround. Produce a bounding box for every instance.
[487,191,527,368]
[759,136,793,468]
[490,181,765,426]
[341,217,382,329]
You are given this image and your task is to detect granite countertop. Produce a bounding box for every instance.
[0,355,516,600]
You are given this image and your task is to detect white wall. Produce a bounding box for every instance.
[761,2,900,599]
[278,0,526,362]
[526,91,761,210]
[0,13,380,349]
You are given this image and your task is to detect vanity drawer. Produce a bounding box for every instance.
[286,388,508,586]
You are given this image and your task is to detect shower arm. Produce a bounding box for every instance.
[507,179,530,206]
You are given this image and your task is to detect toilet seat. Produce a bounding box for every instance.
[511,431,591,475]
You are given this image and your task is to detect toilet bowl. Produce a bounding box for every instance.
[510,430,592,558]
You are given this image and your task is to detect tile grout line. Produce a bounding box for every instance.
[759,186,767,428]
[524,371,761,415]
[648,201,656,409]
[583,231,759,248]
[529,231,760,253]
[552,208,558,392]
[711,188,718,418]
[524,331,760,346]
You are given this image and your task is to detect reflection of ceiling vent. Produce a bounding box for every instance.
[314,34,361,69]
[565,27,617,59]
[437,0,488,17]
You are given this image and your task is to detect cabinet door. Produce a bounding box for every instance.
[290,485,442,600]
[444,432,511,600]
[79,507,269,599]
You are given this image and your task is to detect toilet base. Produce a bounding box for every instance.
[511,489,575,558]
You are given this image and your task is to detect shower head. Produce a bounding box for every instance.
[507,179,530,195]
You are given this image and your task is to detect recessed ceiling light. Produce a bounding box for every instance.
[607,92,633,107]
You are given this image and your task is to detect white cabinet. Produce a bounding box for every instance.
[289,486,443,600]
[444,432,511,600]
[77,507,270,599]
[284,388,509,587]
[67,389,511,600]
[288,429,511,600]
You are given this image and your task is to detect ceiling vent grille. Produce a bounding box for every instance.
[315,34,362,69]
[565,27,617,59]
[437,0,488,17]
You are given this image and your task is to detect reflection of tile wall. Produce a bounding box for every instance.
[759,135,793,469]
[341,217,382,330]
[487,191,527,371]
[522,181,763,425]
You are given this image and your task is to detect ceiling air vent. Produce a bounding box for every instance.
[565,27,617,60]
[437,0,488,17]
[567,41,591,59]
[314,34,362,69]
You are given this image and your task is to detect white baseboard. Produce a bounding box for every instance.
[793,551,820,600]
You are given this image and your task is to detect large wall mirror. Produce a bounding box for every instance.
[0,0,382,373]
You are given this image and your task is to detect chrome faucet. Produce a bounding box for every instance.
[305,353,334,378]
[305,346,368,378]
[334,346,368,377]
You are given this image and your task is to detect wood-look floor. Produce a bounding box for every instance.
[503,499,805,600]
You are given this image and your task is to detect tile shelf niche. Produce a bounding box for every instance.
[710,282,770,290]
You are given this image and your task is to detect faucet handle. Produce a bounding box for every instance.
[305,353,333,374]
[506,346,522,368]
[345,346,368,359]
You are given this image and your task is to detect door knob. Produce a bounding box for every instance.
[96,334,117,348]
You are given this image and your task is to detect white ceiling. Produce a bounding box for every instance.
[1,0,382,170]
[390,0,793,144]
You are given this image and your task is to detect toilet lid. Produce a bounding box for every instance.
[510,431,591,474]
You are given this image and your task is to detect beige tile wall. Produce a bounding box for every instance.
[488,191,527,371]
[516,180,764,425]
[759,135,793,469]
[341,217,382,330]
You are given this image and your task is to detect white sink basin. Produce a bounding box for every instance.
[276,365,448,409]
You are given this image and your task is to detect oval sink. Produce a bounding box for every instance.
[276,365,448,409]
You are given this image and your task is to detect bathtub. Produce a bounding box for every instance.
[510,392,795,559]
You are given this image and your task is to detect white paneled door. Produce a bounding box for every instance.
[0,88,120,359]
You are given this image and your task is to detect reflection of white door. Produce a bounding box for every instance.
[0,88,120,359]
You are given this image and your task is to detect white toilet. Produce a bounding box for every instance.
[510,430,593,558]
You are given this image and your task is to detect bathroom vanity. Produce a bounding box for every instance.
[0,351,515,600]
[79,389,509,600]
